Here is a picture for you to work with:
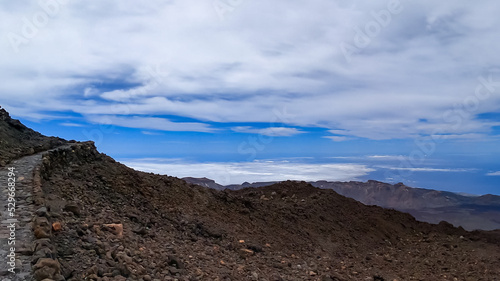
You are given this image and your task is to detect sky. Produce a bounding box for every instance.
[1,0,500,195]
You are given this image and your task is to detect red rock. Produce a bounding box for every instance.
[52,222,62,232]
[103,224,123,238]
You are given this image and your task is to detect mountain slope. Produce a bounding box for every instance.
[184,177,500,231]
[0,106,66,166]
[312,180,500,231]
[40,142,500,280]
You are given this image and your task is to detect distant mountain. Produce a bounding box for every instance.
[182,177,224,189]
[226,181,279,190]
[311,180,500,231]
[182,177,279,191]
[183,178,500,231]
[183,177,279,191]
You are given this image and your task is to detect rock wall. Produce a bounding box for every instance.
[29,142,99,281]
[40,142,102,180]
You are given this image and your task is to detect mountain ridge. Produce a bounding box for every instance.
[183,178,500,231]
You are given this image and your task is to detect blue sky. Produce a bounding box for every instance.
[1,0,500,194]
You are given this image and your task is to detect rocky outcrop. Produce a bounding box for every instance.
[0,106,66,167]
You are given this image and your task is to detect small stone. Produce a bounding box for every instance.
[103,224,123,238]
[34,258,61,271]
[16,247,34,255]
[52,222,62,232]
[167,255,184,269]
[34,267,57,280]
[15,259,22,269]
[34,228,51,239]
[247,244,263,253]
[33,216,50,228]
[33,258,61,281]
[63,204,80,216]
[239,248,254,259]
[132,226,148,235]
[36,207,48,217]
[169,266,181,274]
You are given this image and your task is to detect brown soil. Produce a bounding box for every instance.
[38,142,500,281]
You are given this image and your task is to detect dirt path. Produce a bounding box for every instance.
[0,152,43,280]
[0,146,70,281]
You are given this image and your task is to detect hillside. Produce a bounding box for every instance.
[312,180,500,231]
[39,142,500,280]
[312,180,500,210]
[184,178,500,231]
[0,106,66,166]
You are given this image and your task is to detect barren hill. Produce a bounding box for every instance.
[184,178,500,231]
[40,143,500,280]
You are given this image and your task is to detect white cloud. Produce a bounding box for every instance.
[232,126,305,136]
[60,122,86,127]
[327,156,359,159]
[323,136,351,142]
[1,0,500,140]
[328,130,351,135]
[366,155,403,160]
[429,133,489,140]
[121,158,375,185]
[487,171,500,176]
[377,166,473,172]
[141,131,163,135]
[86,115,216,133]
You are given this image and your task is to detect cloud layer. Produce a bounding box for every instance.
[122,159,374,185]
[232,126,304,137]
[1,0,500,140]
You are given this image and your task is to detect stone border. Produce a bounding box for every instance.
[30,156,64,281]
